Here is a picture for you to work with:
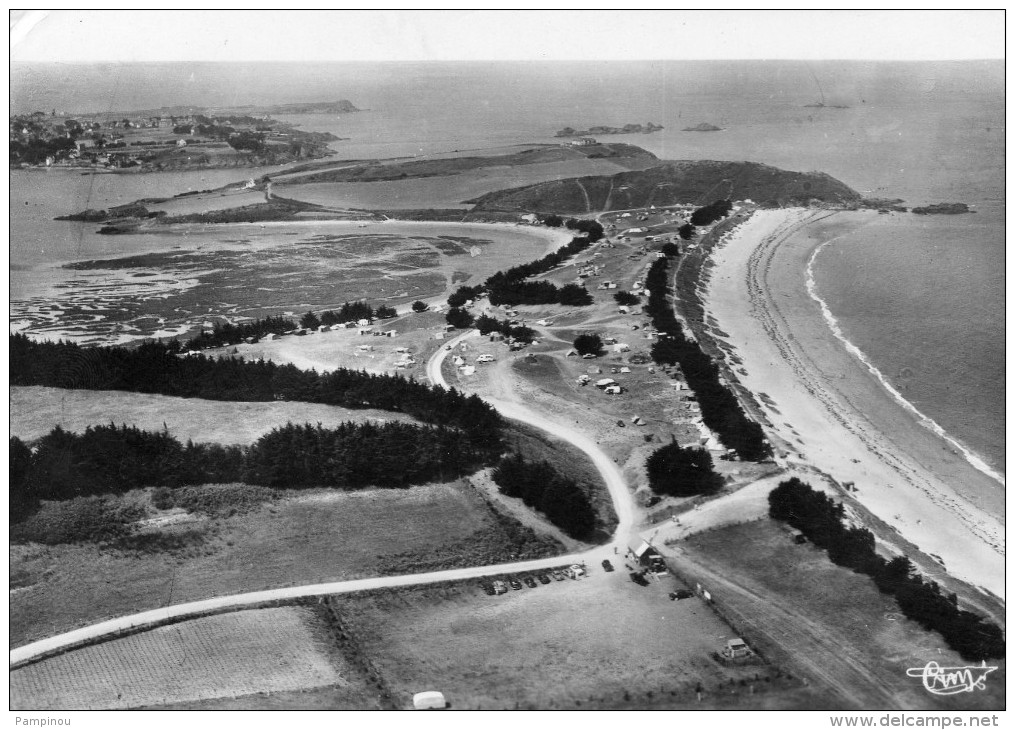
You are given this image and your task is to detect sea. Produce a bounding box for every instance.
[10,60,1005,475]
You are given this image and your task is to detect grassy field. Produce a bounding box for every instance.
[327,570,809,710]
[9,386,419,445]
[676,520,1006,710]
[11,480,561,648]
[11,607,349,710]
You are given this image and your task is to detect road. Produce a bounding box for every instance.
[11,329,635,669]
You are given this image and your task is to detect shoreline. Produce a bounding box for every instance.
[701,208,1005,599]
[805,241,1005,488]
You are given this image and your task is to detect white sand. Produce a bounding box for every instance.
[703,208,1005,599]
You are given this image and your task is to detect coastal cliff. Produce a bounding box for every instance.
[467,160,862,213]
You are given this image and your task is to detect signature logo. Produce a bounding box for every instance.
[906,661,997,695]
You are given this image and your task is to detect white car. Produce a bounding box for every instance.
[476,354,495,363]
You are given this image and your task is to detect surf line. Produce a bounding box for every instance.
[805,239,1005,489]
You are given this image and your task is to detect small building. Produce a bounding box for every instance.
[412,691,447,710]
[629,540,666,572]
[566,564,585,579]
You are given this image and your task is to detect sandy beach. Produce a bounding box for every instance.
[703,208,1005,600]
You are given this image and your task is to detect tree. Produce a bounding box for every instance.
[660,241,681,257]
[678,223,695,240]
[375,305,398,319]
[411,300,429,313]
[557,283,593,306]
[10,437,37,523]
[543,214,564,227]
[614,290,640,306]
[300,311,321,330]
[646,440,723,497]
[445,307,474,329]
[573,333,603,357]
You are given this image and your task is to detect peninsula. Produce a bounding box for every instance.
[555,122,663,137]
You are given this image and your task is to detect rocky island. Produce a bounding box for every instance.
[555,122,663,137]
[682,123,723,132]
[911,202,971,215]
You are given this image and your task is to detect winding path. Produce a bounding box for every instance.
[11,330,634,669]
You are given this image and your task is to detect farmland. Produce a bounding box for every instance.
[11,607,352,710]
[9,386,420,445]
[11,480,562,648]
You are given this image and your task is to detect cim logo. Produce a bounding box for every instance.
[906,661,997,695]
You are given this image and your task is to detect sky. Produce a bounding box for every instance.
[9,10,1006,63]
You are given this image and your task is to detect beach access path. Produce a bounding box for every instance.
[703,208,1004,600]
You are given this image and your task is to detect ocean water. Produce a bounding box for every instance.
[10,60,1004,473]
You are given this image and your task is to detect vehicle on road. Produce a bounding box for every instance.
[509,579,523,590]
[602,559,615,572]
[524,577,537,588]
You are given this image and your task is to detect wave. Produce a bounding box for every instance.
[805,241,1006,489]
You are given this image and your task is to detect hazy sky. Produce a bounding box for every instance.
[10,10,1005,63]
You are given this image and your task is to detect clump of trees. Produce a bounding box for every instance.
[678,223,696,240]
[445,307,475,329]
[411,300,429,313]
[573,333,603,357]
[10,334,502,446]
[690,199,733,227]
[769,478,1005,662]
[491,453,597,539]
[475,315,536,343]
[642,257,770,460]
[613,290,640,306]
[645,439,723,497]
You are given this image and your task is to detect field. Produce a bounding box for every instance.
[673,520,1006,710]
[11,606,354,710]
[11,480,562,648]
[10,386,419,445]
[326,569,810,710]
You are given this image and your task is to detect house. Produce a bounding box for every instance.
[629,540,666,572]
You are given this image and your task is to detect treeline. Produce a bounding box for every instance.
[475,315,537,343]
[445,218,603,309]
[690,199,733,227]
[646,439,723,497]
[643,258,771,460]
[491,453,597,539]
[10,420,494,521]
[769,478,1005,662]
[299,300,397,331]
[10,334,502,447]
[185,315,295,351]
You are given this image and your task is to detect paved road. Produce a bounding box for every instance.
[12,329,635,668]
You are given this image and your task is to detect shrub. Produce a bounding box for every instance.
[614,290,640,306]
[411,300,429,313]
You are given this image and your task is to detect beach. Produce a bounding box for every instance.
[703,209,1005,600]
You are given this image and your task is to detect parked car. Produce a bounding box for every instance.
[552,571,565,581]
[538,574,551,585]
[524,577,537,588]
[669,589,694,601]
[492,580,508,595]
[509,579,523,590]
[630,571,649,586]
[601,559,615,572]
[476,354,494,363]
[482,583,496,595]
